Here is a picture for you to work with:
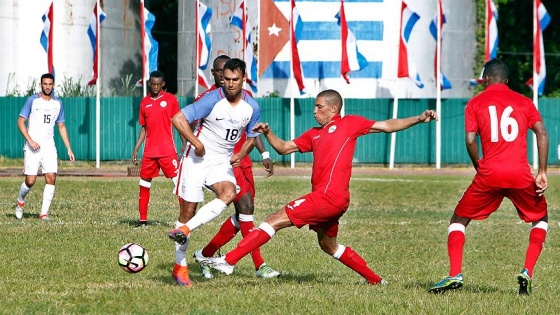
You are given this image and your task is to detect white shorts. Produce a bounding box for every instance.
[23,145,58,175]
[175,155,236,202]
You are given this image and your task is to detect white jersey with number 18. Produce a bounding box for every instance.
[181,88,260,161]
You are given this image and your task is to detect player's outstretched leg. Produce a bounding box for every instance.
[334,245,386,285]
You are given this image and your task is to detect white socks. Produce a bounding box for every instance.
[18,182,31,203]
[185,199,228,232]
[40,184,55,216]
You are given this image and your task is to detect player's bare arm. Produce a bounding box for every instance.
[231,136,256,167]
[17,116,39,150]
[369,110,438,133]
[532,121,549,195]
[132,126,146,164]
[465,132,479,170]
[253,122,298,155]
[57,122,75,163]
[172,111,205,157]
[255,135,274,177]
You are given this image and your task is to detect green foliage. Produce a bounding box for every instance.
[1,172,559,313]
[58,76,95,97]
[263,90,281,98]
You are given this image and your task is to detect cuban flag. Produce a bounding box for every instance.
[398,1,423,88]
[197,1,212,88]
[429,0,452,90]
[138,0,159,86]
[40,2,55,77]
[526,0,550,96]
[87,3,106,86]
[291,0,306,94]
[337,0,368,84]
[231,1,258,92]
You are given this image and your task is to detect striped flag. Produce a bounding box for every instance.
[231,1,257,92]
[40,2,54,77]
[485,0,499,61]
[526,0,550,96]
[291,0,306,94]
[197,1,212,88]
[337,0,367,84]
[398,1,423,88]
[138,0,159,86]
[87,2,106,86]
[429,0,452,90]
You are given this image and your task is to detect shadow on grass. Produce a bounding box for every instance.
[408,281,502,294]
[119,218,169,228]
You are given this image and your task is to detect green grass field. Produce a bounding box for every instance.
[1,171,559,314]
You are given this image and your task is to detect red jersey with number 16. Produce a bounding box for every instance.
[465,83,542,188]
[293,115,375,209]
[139,91,180,158]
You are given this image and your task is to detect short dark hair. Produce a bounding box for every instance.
[223,58,246,76]
[482,59,509,80]
[149,71,165,80]
[317,89,343,110]
[213,55,231,69]
[41,73,54,82]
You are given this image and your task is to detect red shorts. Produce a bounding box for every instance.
[284,191,347,237]
[455,175,547,223]
[140,154,179,179]
[233,166,255,203]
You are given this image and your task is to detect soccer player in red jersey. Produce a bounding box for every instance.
[203,89,437,285]
[429,59,549,295]
[131,71,184,228]
[187,55,280,280]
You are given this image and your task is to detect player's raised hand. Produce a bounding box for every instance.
[252,122,270,135]
[418,110,438,123]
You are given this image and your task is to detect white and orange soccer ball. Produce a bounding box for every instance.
[118,243,149,273]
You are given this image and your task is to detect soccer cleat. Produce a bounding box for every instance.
[207,256,234,275]
[428,274,464,294]
[168,226,190,245]
[39,214,50,221]
[256,264,280,278]
[172,263,193,288]
[133,221,148,229]
[193,249,214,279]
[15,201,24,220]
[517,268,532,295]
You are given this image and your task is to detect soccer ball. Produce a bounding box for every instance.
[118,243,149,273]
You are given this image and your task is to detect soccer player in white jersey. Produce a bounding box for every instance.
[15,73,75,220]
[168,58,261,287]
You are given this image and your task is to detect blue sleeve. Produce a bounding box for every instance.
[19,95,37,119]
[245,96,261,138]
[180,90,221,122]
[56,99,65,123]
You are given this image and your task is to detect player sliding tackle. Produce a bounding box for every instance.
[203,89,438,285]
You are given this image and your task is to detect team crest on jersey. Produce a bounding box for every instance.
[328,125,337,133]
[160,101,167,108]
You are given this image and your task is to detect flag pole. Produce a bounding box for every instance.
[289,3,295,169]
[435,0,442,170]
[195,0,200,97]
[390,80,399,169]
[95,0,101,169]
[532,0,538,170]
[141,0,147,96]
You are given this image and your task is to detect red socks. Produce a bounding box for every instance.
[338,247,383,284]
[201,217,239,257]
[225,228,271,265]
[447,230,465,277]
[240,220,265,270]
[138,185,150,221]
[524,227,547,277]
